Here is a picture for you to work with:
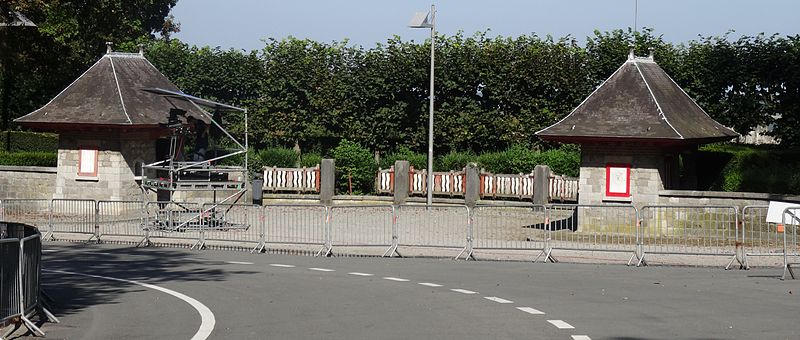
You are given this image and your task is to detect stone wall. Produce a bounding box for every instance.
[578,144,667,208]
[659,190,800,209]
[0,166,57,199]
[55,131,155,201]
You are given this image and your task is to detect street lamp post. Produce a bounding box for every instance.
[409,4,436,207]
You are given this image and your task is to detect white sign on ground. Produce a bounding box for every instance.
[766,201,800,225]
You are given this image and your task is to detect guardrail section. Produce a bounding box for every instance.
[328,205,394,257]
[639,205,742,269]
[470,204,547,259]
[395,204,469,258]
[261,205,328,255]
[545,204,638,264]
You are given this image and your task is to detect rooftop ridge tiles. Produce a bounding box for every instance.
[633,60,683,139]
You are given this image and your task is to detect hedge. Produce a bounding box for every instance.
[698,144,800,194]
[0,151,58,167]
[0,131,58,152]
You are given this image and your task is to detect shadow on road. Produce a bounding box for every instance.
[37,244,255,319]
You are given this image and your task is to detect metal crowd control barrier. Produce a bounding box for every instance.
[201,203,262,251]
[0,226,58,338]
[0,199,49,232]
[328,205,395,257]
[0,238,20,329]
[739,205,794,269]
[470,204,547,260]
[48,199,97,242]
[782,207,800,280]
[97,200,145,242]
[544,204,639,264]
[260,204,328,255]
[638,205,742,269]
[140,202,204,249]
[395,204,470,259]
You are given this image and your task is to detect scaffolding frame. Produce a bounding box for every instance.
[138,88,250,236]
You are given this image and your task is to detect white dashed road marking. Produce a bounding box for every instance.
[571,336,591,340]
[450,289,477,294]
[418,282,442,287]
[225,261,253,265]
[383,277,409,282]
[548,320,575,329]
[269,264,296,268]
[46,269,215,340]
[348,272,374,276]
[43,249,58,253]
[308,268,335,272]
[484,296,513,304]
[517,307,545,315]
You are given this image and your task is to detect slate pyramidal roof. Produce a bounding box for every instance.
[536,52,738,145]
[15,51,209,129]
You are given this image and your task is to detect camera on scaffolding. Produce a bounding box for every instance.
[163,108,187,131]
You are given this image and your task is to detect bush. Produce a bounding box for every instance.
[699,143,800,194]
[437,150,477,171]
[0,131,58,152]
[379,147,426,170]
[257,147,298,167]
[539,144,580,177]
[332,140,376,194]
[300,152,322,168]
[0,151,57,167]
[478,145,538,173]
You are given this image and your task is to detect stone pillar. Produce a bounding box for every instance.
[464,163,480,208]
[320,159,335,206]
[533,165,551,205]
[393,160,410,205]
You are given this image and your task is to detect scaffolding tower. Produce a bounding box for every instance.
[138,88,250,240]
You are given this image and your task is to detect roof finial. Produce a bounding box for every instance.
[648,47,655,61]
[628,43,635,60]
[138,44,145,56]
[106,42,113,54]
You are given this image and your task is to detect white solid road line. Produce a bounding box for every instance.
[516,307,545,315]
[308,267,335,272]
[450,289,477,294]
[484,296,513,304]
[571,336,592,340]
[348,272,374,276]
[224,261,254,265]
[547,320,575,329]
[418,282,442,287]
[45,269,215,340]
[269,264,296,268]
[383,277,409,282]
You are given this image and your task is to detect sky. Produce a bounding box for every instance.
[171,0,800,51]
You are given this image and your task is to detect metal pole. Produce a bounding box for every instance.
[427,4,436,207]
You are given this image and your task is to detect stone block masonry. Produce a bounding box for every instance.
[0,166,56,199]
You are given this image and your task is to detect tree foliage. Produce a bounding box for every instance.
[0,0,179,131]
[144,29,800,150]
[5,13,800,149]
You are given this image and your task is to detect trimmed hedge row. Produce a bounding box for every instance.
[698,144,800,194]
[0,152,58,167]
[0,131,58,152]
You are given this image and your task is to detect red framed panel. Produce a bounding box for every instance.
[605,163,631,198]
[77,148,99,177]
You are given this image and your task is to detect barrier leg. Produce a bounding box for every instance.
[191,230,206,250]
[382,208,401,258]
[250,214,267,254]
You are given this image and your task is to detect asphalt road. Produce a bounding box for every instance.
[10,242,800,340]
